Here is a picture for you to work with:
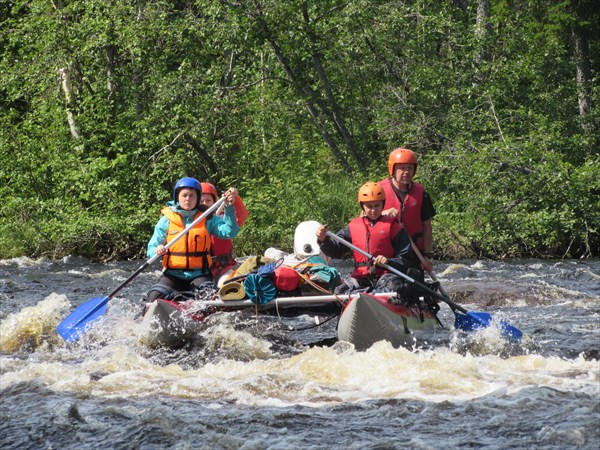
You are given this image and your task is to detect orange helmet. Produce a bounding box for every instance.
[358,182,386,203]
[387,148,418,176]
[200,182,218,201]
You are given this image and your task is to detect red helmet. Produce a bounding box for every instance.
[200,182,218,202]
[388,148,418,176]
[358,182,386,203]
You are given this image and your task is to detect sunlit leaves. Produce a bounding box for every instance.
[0,0,598,259]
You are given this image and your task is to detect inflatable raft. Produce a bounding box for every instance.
[337,293,442,351]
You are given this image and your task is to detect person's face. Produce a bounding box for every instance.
[200,193,215,207]
[177,188,198,210]
[393,163,415,185]
[362,200,384,221]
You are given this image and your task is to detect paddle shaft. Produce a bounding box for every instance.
[106,197,226,300]
[408,240,451,299]
[325,231,469,314]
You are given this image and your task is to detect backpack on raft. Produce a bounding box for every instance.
[243,258,283,304]
[306,264,341,288]
[257,260,279,278]
[273,266,301,292]
[234,256,274,277]
[244,273,277,304]
[297,255,341,294]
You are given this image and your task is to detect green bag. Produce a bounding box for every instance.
[306,264,341,288]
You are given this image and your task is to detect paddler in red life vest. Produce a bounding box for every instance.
[145,177,240,302]
[199,182,249,285]
[315,182,419,296]
[378,148,436,273]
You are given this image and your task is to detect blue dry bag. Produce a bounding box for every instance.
[244,273,277,304]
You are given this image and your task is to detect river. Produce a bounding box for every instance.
[1,256,599,449]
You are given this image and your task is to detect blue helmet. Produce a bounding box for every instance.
[173,177,202,204]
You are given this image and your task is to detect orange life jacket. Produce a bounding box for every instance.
[380,178,425,251]
[161,208,212,270]
[348,216,395,278]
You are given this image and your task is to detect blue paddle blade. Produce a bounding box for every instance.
[56,296,109,342]
[498,321,523,341]
[454,311,522,341]
[454,311,492,331]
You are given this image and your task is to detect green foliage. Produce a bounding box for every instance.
[1,0,598,260]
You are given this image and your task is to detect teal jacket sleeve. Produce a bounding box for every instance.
[207,204,240,239]
[146,216,169,258]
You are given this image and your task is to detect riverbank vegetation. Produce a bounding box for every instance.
[1,0,598,261]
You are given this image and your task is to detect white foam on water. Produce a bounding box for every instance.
[2,320,597,409]
[0,256,50,268]
[0,293,71,352]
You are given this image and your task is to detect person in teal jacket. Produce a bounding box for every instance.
[145,177,240,302]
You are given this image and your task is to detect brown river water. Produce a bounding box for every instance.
[1,256,599,449]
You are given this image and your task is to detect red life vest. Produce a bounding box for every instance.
[348,216,395,278]
[210,235,235,277]
[161,208,212,270]
[380,178,425,251]
[209,198,249,278]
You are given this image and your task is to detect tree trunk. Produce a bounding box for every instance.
[302,3,366,169]
[106,44,117,102]
[572,27,593,132]
[185,133,220,176]
[267,35,354,173]
[235,1,354,172]
[474,0,491,84]
[59,65,80,140]
[247,2,354,173]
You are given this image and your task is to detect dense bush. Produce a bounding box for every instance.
[1,0,598,260]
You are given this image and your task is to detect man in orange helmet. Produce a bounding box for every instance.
[379,148,436,273]
[315,182,418,295]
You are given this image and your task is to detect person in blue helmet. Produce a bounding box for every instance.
[145,177,240,302]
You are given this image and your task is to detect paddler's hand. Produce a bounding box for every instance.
[315,224,328,242]
[155,244,167,256]
[373,255,388,267]
[421,256,433,273]
[382,207,398,218]
[223,188,237,206]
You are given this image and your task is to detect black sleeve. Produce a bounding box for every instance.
[319,226,353,259]
[421,191,436,222]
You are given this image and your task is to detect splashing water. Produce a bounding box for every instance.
[1,257,599,449]
[0,293,71,352]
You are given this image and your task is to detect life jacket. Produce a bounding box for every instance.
[210,236,235,277]
[348,216,395,278]
[161,208,212,270]
[209,198,249,278]
[380,178,425,251]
